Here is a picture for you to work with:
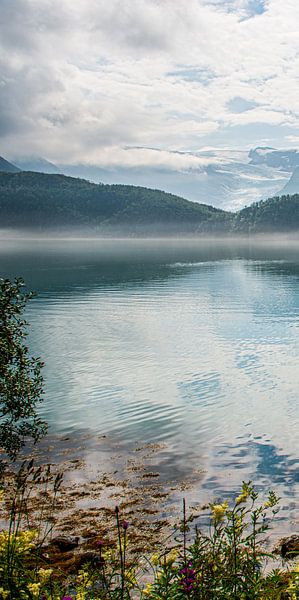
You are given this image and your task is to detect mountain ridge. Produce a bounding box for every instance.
[0,171,230,233]
[280,167,299,196]
[8,147,298,210]
[13,156,60,174]
[0,156,21,173]
[0,170,298,235]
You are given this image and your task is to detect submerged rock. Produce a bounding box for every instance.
[50,535,79,552]
[279,535,299,559]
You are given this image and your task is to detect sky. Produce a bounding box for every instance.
[0,0,299,171]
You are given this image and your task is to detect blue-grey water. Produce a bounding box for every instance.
[0,237,298,528]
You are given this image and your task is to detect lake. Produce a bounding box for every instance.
[0,237,298,530]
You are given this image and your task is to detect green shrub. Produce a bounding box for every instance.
[0,278,47,471]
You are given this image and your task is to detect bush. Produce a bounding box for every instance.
[0,278,47,471]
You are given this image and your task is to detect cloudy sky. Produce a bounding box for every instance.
[0,0,299,170]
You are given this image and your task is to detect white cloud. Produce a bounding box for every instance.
[73,146,225,170]
[0,0,298,166]
[285,135,299,145]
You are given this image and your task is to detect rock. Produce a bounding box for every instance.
[279,535,299,559]
[50,535,79,552]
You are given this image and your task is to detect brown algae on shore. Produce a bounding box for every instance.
[0,434,205,575]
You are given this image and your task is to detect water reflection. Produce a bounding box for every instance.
[0,238,298,530]
[1,237,299,294]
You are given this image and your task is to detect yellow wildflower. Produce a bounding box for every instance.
[77,570,90,585]
[18,530,37,551]
[165,549,178,565]
[151,553,160,566]
[0,531,8,551]
[21,530,36,540]
[211,501,228,522]
[235,492,249,505]
[125,569,137,588]
[0,530,37,554]
[27,582,41,597]
[287,582,296,591]
[143,583,152,596]
[103,548,114,561]
[263,490,279,509]
[0,588,9,599]
[38,567,53,581]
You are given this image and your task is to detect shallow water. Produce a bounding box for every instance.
[0,237,298,530]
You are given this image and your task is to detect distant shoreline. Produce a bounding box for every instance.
[1,230,299,243]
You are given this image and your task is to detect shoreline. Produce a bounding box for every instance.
[8,431,297,545]
[1,432,298,577]
[1,434,204,573]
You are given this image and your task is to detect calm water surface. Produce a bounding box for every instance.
[0,238,298,527]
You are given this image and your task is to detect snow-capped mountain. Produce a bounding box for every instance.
[280,167,299,196]
[58,147,293,210]
[0,156,20,173]
[249,147,299,171]
[13,157,61,174]
[10,147,298,211]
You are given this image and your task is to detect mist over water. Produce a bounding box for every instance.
[0,236,298,530]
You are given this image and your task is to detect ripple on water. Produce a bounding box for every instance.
[3,242,296,529]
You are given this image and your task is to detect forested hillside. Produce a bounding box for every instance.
[233,194,299,233]
[0,171,231,233]
[0,171,298,234]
